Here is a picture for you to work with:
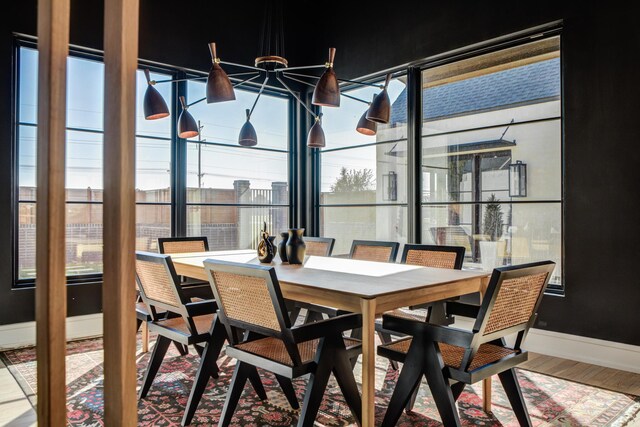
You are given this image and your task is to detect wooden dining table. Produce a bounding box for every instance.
[171,249,491,427]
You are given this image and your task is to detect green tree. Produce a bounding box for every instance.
[483,194,504,241]
[331,167,375,192]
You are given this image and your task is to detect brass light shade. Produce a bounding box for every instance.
[307,115,326,148]
[238,109,258,147]
[177,96,199,139]
[356,95,378,135]
[206,42,236,103]
[366,73,392,124]
[143,69,170,120]
[312,48,340,107]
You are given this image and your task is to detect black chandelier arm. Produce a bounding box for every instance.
[152,76,208,84]
[219,60,264,72]
[281,64,326,72]
[280,72,316,89]
[248,75,271,118]
[276,75,317,118]
[232,73,263,89]
[282,71,385,89]
[340,92,370,105]
[187,97,207,108]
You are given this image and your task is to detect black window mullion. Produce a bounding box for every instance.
[173,71,188,237]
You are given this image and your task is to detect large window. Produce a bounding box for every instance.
[184,80,289,250]
[420,36,563,286]
[15,44,174,282]
[319,76,407,255]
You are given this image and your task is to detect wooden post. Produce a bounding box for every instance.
[360,297,377,427]
[35,0,70,425]
[102,0,140,424]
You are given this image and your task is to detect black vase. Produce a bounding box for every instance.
[278,231,289,263]
[285,228,306,265]
[257,235,276,263]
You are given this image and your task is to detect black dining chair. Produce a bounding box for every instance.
[200,259,363,427]
[157,236,213,299]
[377,261,555,427]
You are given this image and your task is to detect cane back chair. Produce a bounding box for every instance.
[378,260,555,427]
[157,236,213,299]
[203,259,363,427]
[135,251,227,420]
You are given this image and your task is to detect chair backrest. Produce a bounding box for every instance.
[204,259,305,364]
[304,237,336,257]
[474,261,555,343]
[349,240,399,263]
[401,244,465,270]
[135,251,189,318]
[158,236,209,254]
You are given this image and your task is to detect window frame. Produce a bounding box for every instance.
[314,22,565,294]
[11,36,296,287]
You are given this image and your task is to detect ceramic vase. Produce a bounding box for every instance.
[285,228,306,264]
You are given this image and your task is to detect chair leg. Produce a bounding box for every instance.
[332,343,362,425]
[424,343,461,427]
[247,366,268,401]
[298,343,335,427]
[405,384,419,413]
[498,369,532,427]
[218,362,252,427]
[377,331,399,371]
[275,374,299,410]
[139,335,171,399]
[381,347,424,427]
[304,310,324,323]
[182,339,221,426]
[192,343,203,357]
[451,381,465,401]
[136,318,143,332]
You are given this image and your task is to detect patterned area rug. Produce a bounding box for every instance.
[1,335,639,426]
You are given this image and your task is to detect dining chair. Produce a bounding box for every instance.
[377,260,555,427]
[135,251,228,418]
[201,259,363,427]
[288,236,336,324]
[375,244,466,370]
[158,236,213,299]
[304,236,336,257]
[350,239,400,263]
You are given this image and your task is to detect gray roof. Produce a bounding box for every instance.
[389,57,560,125]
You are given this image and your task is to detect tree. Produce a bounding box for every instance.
[483,193,504,241]
[331,167,375,192]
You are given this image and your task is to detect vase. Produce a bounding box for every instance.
[285,228,306,265]
[278,231,289,263]
[257,235,276,263]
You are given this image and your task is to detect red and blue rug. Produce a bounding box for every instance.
[1,336,639,426]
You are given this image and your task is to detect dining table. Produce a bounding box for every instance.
[170,249,492,427]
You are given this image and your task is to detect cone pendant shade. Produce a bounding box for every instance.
[366,73,392,124]
[312,48,340,107]
[177,97,199,139]
[206,42,236,103]
[143,69,170,120]
[307,116,326,148]
[356,95,378,135]
[238,109,258,146]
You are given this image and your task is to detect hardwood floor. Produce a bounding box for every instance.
[521,352,640,396]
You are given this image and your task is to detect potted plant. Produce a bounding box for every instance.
[479,194,504,271]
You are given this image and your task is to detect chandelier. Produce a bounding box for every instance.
[142,1,393,148]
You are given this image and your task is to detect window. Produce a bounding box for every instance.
[184,80,290,249]
[420,36,563,286]
[15,43,174,283]
[319,76,408,255]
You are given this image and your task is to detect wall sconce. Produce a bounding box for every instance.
[383,171,398,201]
[509,160,527,197]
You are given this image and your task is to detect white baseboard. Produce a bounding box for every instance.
[1,315,639,375]
[0,314,103,351]
[453,318,640,374]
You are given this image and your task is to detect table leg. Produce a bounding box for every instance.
[483,377,492,412]
[141,322,149,353]
[360,297,376,427]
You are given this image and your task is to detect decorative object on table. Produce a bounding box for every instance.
[140,1,397,148]
[480,194,505,271]
[278,231,289,263]
[285,228,306,264]
[257,221,276,263]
